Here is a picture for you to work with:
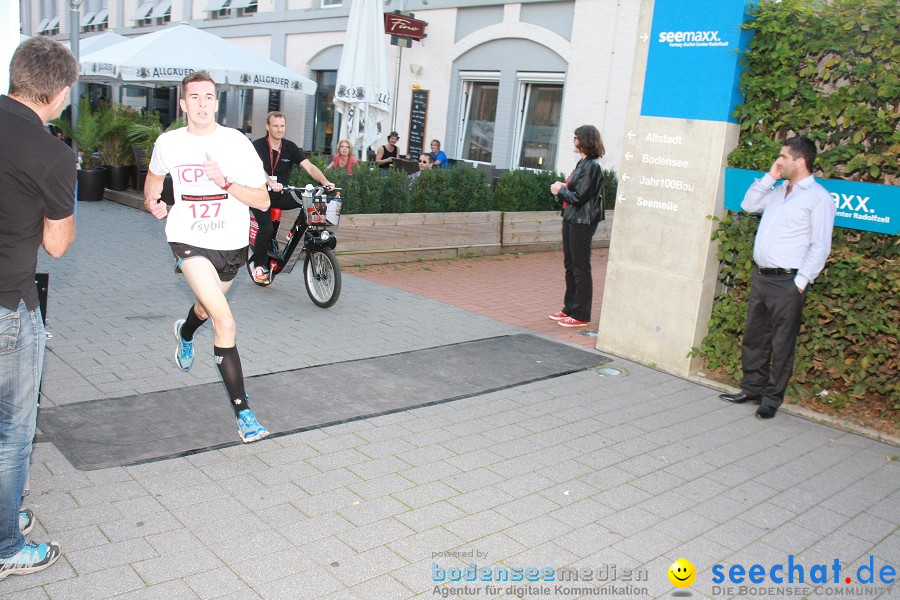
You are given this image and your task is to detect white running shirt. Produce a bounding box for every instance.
[149,125,266,250]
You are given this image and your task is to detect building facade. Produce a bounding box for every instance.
[19,0,639,174]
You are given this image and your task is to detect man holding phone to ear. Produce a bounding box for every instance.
[144,71,272,443]
[720,135,835,419]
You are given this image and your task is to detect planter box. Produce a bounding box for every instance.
[334,210,613,266]
[102,191,614,266]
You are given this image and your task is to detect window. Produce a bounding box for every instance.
[458,78,499,163]
[513,78,564,170]
[133,2,154,26]
[46,16,60,35]
[322,0,342,7]
[231,0,257,16]
[205,0,231,19]
[312,70,337,154]
[94,8,109,30]
[151,0,172,24]
[80,10,96,32]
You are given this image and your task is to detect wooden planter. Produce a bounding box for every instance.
[332,210,613,266]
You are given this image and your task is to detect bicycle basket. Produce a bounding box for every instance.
[301,192,341,226]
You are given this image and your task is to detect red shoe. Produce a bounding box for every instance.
[558,317,589,328]
[548,311,570,321]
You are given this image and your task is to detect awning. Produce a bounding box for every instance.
[36,17,50,33]
[46,16,60,31]
[150,0,172,19]
[204,0,230,12]
[94,8,109,26]
[80,11,96,27]
[230,0,255,8]
[133,2,154,20]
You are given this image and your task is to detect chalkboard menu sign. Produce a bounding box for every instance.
[407,89,429,160]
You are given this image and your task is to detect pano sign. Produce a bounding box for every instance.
[641,0,753,123]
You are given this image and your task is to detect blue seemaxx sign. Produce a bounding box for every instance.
[724,168,900,235]
[641,0,755,123]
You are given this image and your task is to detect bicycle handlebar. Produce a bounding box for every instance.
[283,184,341,195]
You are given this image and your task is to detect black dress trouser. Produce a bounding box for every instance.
[739,269,808,408]
[561,220,593,322]
[249,191,302,269]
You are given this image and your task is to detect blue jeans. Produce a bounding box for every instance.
[0,300,45,558]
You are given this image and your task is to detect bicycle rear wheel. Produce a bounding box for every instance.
[304,247,341,308]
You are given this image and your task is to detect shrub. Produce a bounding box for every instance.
[697,0,900,412]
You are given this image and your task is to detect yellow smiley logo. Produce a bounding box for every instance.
[668,558,696,588]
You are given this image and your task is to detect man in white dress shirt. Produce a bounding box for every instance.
[719,135,836,419]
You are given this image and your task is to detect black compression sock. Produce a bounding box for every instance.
[214,345,248,416]
[180,306,207,342]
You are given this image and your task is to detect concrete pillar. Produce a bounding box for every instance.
[596,0,754,377]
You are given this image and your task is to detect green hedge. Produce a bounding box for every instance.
[696,0,899,411]
[291,155,618,215]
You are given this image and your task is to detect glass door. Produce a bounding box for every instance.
[515,82,563,170]
[459,81,499,163]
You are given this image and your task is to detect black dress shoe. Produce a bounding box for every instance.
[755,405,778,419]
[719,391,761,404]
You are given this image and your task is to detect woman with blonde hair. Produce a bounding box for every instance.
[328,139,358,174]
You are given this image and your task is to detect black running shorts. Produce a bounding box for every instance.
[169,242,247,282]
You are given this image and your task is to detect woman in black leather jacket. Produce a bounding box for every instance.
[549,125,605,328]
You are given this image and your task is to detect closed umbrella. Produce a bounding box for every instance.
[334,0,391,152]
[80,24,316,94]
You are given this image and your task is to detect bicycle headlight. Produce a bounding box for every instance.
[320,231,331,242]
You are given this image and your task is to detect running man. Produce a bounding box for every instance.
[144,71,271,443]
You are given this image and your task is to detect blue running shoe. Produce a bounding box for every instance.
[19,509,34,536]
[0,541,62,580]
[236,408,269,443]
[174,319,194,372]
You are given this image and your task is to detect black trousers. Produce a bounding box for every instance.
[561,221,593,322]
[739,270,807,408]
[249,191,302,269]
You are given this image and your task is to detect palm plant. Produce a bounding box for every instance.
[52,96,116,170]
[97,105,138,167]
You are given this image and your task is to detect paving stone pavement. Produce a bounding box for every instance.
[8,201,898,600]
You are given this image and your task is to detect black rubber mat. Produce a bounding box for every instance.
[38,334,610,470]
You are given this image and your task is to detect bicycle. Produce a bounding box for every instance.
[246,184,342,308]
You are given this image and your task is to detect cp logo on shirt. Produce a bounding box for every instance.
[177,165,208,184]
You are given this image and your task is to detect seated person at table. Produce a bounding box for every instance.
[375,131,400,169]
[430,139,449,169]
[328,139,358,174]
[409,153,433,182]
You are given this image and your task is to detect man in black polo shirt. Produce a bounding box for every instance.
[0,36,77,580]
[249,111,333,283]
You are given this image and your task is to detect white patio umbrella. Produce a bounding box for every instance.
[69,31,128,71]
[80,24,316,94]
[334,0,391,152]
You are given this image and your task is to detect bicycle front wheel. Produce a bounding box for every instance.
[303,248,341,308]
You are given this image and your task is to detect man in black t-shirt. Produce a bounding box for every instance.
[249,111,333,283]
[0,36,77,581]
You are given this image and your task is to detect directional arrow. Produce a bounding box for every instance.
[617,195,626,204]
[627,131,636,139]
[622,173,631,182]
[625,152,633,161]
[640,33,649,42]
